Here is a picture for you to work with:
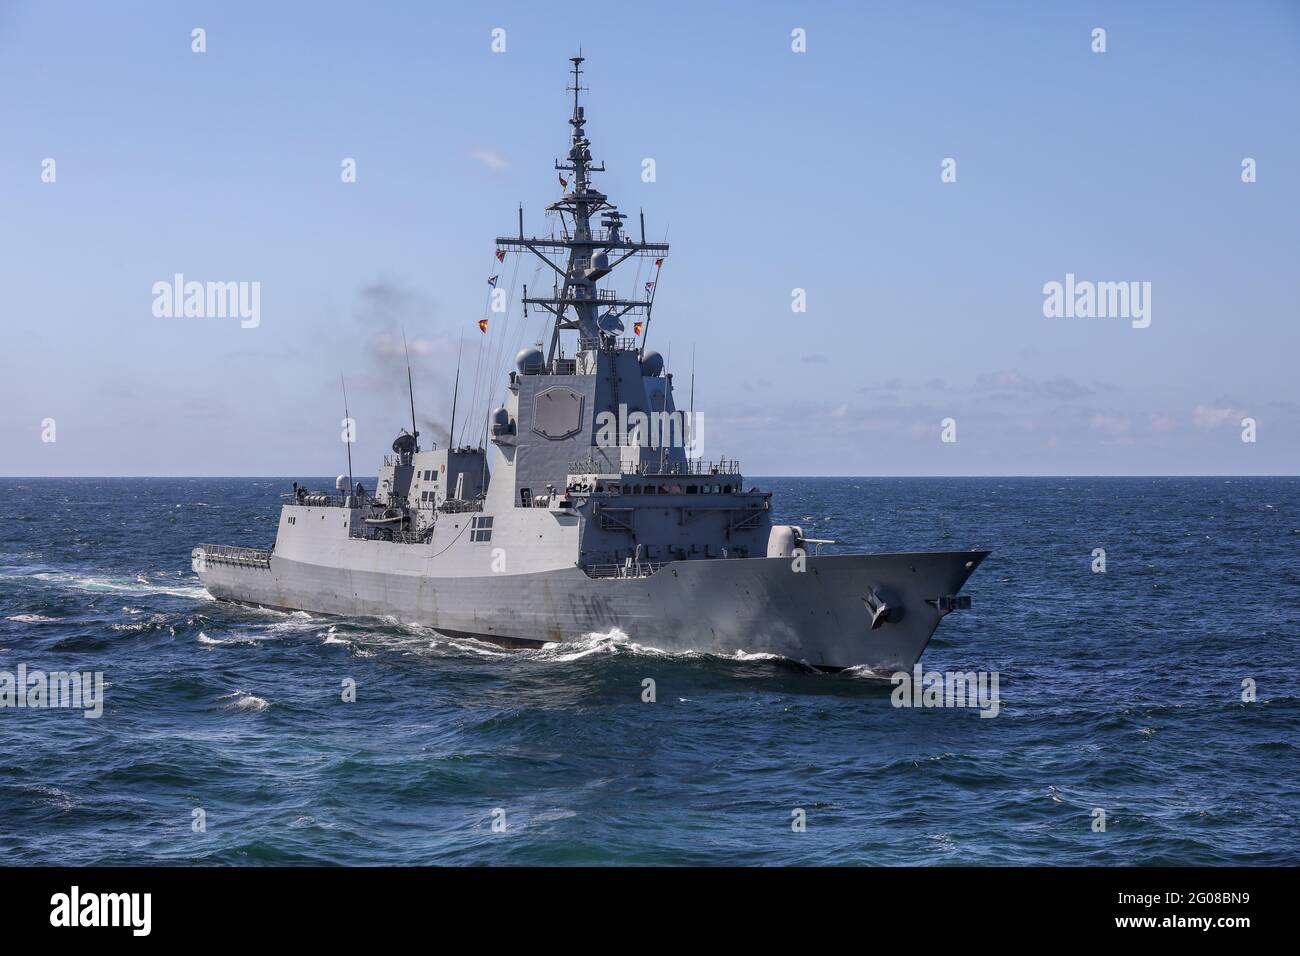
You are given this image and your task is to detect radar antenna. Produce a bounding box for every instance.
[402,328,420,452]
[340,372,354,500]
[494,55,670,366]
[449,331,464,449]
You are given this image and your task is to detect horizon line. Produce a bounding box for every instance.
[3,474,1298,481]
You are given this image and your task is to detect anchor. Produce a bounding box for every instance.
[862,587,895,629]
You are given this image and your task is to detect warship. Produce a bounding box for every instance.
[193,56,988,671]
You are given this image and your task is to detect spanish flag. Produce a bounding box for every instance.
[478,319,489,334]
[634,321,643,336]
[558,173,568,189]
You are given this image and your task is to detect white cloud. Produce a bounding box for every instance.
[470,146,510,174]
[1088,413,1130,435]
[1192,404,1245,429]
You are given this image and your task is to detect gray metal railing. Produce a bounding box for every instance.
[661,457,741,476]
[578,335,638,353]
[196,544,272,570]
[348,527,431,544]
[285,493,352,508]
[581,561,669,579]
[567,456,742,479]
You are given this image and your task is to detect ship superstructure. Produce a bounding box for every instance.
[193,57,987,670]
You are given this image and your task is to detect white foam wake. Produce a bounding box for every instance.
[534,627,672,662]
[27,570,210,600]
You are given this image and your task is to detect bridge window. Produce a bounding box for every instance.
[470,515,494,542]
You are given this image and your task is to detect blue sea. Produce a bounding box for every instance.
[0,476,1296,865]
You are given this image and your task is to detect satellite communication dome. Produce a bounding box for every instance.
[516,346,544,374]
[491,406,511,428]
[640,350,664,377]
[335,475,348,492]
[597,311,624,334]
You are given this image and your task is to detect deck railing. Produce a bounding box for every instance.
[195,544,272,570]
[438,498,485,514]
[567,456,742,479]
[348,527,431,544]
[581,560,669,579]
[578,335,639,353]
[284,493,352,508]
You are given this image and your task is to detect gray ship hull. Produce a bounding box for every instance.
[192,58,991,673]
[194,547,988,671]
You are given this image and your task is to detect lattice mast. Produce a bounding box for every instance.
[495,55,669,365]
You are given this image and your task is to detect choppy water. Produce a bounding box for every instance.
[0,477,1296,865]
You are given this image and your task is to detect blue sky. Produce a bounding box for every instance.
[2,0,1298,476]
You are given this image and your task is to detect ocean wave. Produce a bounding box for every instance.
[109,614,172,634]
[839,664,900,681]
[264,615,320,636]
[5,613,57,623]
[194,606,321,648]
[532,628,673,662]
[20,783,76,812]
[196,629,278,647]
[437,636,513,658]
[218,690,270,712]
